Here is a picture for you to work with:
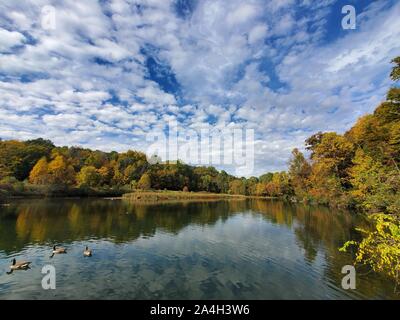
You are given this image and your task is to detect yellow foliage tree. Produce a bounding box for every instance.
[48,155,76,186]
[29,157,49,185]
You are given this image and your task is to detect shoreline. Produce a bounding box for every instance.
[0,190,278,202]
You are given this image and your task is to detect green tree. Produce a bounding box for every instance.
[229,179,246,195]
[77,166,101,187]
[0,140,52,181]
[259,172,274,183]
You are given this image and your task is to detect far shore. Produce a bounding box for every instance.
[122,190,276,203]
[1,190,277,204]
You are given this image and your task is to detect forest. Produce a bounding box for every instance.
[1,57,399,285]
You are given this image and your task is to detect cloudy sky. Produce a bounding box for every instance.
[0,0,399,176]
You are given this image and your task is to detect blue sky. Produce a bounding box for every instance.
[0,0,399,176]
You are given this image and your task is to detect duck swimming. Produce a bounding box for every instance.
[50,245,67,258]
[7,259,31,274]
[83,246,92,257]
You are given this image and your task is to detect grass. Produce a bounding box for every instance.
[122,190,249,203]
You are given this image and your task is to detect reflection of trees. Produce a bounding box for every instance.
[0,199,248,253]
[248,199,397,299]
[0,199,367,256]
[0,198,365,266]
[248,199,364,263]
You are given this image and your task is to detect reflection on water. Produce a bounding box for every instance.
[0,198,397,299]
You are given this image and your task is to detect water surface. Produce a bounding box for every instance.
[0,198,397,299]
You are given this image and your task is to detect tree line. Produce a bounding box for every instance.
[0,138,292,197]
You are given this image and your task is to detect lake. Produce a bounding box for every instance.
[0,198,397,299]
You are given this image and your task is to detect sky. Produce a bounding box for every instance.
[0,0,399,177]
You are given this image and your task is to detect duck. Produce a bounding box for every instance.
[7,258,31,274]
[50,245,67,258]
[83,246,92,257]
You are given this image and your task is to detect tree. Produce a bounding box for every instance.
[288,148,311,198]
[386,87,400,103]
[340,56,400,287]
[306,132,354,192]
[390,56,400,81]
[255,183,267,196]
[215,170,230,193]
[349,149,400,213]
[47,155,76,186]
[245,177,259,196]
[0,140,51,181]
[112,167,124,186]
[98,165,113,186]
[84,151,108,169]
[137,173,151,190]
[305,132,324,155]
[259,172,274,183]
[115,150,148,184]
[229,179,246,195]
[77,166,100,187]
[307,161,345,206]
[389,122,400,162]
[29,157,49,185]
[271,172,291,196]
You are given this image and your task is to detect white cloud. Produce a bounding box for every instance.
[0,28,25,52]
[226,3,259,25]
[248,24,268,44]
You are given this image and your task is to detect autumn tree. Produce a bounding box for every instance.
[288,148,311,198]
[98,164,114,186]
[47,154,76,186]
[29,157,49,185]
[137,173,151,190]
[0,139,52,181]
[229,179,246,195]
[77,166,101,187]
[254,183,267,196]
[271,172,291,196]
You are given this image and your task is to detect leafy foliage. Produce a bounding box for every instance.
[137,173,151,190]
[340,214,400,288]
